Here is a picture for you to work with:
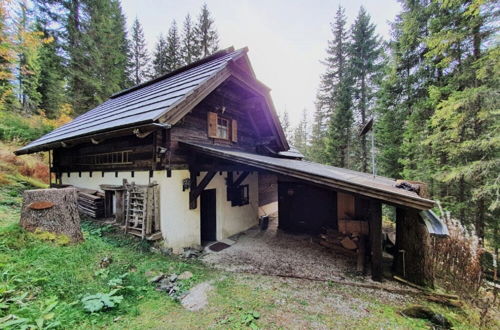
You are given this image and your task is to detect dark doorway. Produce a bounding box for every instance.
[201,189,217,242]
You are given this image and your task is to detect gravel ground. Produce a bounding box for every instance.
[203,218,361,281]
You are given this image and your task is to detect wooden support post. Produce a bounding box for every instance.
[189,171,216,209]
[104,191,114,218]
[393,207,434,287]
[369,199,383,282]
[115,190,125,224]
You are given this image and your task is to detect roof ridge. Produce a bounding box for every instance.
[111,46,245,99]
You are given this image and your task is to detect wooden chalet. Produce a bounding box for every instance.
[16,47,442,285]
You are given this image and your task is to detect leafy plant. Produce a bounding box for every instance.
[81,289,123,313]
[108,273,128,287]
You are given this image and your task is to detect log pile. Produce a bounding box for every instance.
[77,188,105,218]
[319,228,368,272]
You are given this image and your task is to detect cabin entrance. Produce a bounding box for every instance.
[201,189,217,242]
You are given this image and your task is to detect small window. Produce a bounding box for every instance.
[231,184,249,206]
[217,117,229,139]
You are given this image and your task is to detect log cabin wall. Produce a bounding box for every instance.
[52,134,156,172]
[167,86,260,167]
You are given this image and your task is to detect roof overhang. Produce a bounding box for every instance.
[181,142,435,210]
[14,122,170,155]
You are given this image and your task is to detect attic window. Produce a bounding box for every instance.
[217,117,229,139]
[208,112,238,142]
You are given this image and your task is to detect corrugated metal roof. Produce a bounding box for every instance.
[181,142,436,210]
[16,48,247,154]
[420,210,449,236]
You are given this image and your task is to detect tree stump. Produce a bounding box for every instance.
[20,187,83,243]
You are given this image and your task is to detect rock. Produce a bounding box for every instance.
[99,257,112,268]
[178,271,193,280]
[183,249,201,259]
[340,237,357,250]
[181,282,213,311]
[149,274,165,283]
[401,305,452,329]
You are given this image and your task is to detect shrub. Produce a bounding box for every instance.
[431,215,483,299]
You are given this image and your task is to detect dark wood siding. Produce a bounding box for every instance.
[167,89,259,166]
[278,182,337,234]
[52,134,155,172]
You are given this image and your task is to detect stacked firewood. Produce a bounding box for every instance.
[319,219,369,272]
[77,189,105,218]
[319,229,362,255]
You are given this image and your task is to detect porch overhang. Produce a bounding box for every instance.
[181,142,435,210]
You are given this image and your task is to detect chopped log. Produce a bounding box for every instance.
[340,236,357,250]
[20,187,83,243]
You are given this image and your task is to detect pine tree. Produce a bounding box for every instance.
[376,0,437,180]
[292,109,309,155]
[196,3,219,58]
[349,6,383,173]
[14,0,44,113]
[308,102,328,163]
[165,20,182,72]
[129,17,150,85]
[322,6,352,168]
[278,109,291,141]
[181,14,200,65]
[152,33,167,78]
[36,23,66,118]
[0,0,16,111]
[423,0,499,242]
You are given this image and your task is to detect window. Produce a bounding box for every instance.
[231,184,249,206]
[207,112,237,142]
[217,117,229,139]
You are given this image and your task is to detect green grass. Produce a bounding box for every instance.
[0,181,488,329]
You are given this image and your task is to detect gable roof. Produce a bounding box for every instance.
[16,47,288,155]
[182,142,435,210]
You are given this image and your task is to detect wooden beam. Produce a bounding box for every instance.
[189,171,217,209]
[233,171,249,187]
[369,199,383,282]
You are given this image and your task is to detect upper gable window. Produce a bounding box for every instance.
[208,112,238,142]
[217,117,229,139]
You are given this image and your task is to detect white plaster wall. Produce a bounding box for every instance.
[61,169,259,249]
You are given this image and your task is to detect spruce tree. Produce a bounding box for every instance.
[278,109,291,141]
[292,109,309,155]
[349,6,383,173]
[195,3,219,58]
[0,0,15,111]
[181,14,200,65]
[165,20,182,72]
[322,6,352,168]
[308,102,328,163]
[36,24,66,118]
[129,17,150,85]
[152,33,167,78]
[15,0,43,113]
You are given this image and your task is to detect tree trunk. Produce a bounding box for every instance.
[20,187,83,243]
[393,208,434,287]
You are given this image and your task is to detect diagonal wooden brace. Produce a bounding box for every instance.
[189,171,216,209]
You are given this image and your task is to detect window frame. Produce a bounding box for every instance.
[216,116,230,140]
